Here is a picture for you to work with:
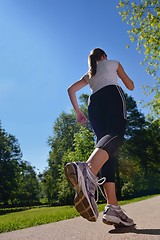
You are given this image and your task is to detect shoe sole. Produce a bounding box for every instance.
[102,218,114,225]
[102,215,135,227]
[64,162,97,222]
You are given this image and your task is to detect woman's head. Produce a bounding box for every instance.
[88,48,107,79]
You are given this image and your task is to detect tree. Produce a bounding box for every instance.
[127,119,160,172]
[0,122,40,206]
[44,112,81,204]
[125,94,146,138]
[118,118,160,198]
[117,0,160,119]
[14,161,40,206]
[39,168,56,205]
[57,126,95,204]
[0,122,22,205]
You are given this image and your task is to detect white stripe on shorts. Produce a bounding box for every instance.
[116,86,127,120]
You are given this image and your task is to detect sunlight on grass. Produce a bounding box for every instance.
[0,194,158,233]
[0,206,78,233]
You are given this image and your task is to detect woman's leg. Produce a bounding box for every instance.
[86,148,109,176]
[100,157,118,205]
[86,146,119,206]
[103,182,118,205]
[86,146,118,205]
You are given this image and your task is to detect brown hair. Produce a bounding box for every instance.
[88,48,107,79]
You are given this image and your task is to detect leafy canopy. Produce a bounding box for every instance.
[117,0,160,120]
[117,0,160,78]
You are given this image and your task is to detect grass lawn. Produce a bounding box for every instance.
[0,194,158,234]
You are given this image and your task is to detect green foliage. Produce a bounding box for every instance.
[0,123,22,205]
[0,121,40,206]
[43,112,81,205]
[117,0,160,77]
[127,119,160,172]
[39,169,56,206]
[44,107,95,205]
[119,119,160,199]
[13,161,40,205]
[117,0,160,119]
[119,151,145,198]
[125,94,146,138]
[57,127,95,204]
[142,85,160,121]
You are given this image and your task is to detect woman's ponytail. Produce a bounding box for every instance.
[88,48,107,79]
[88,54,97,79]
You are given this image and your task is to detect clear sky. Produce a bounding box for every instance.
[0,0,154,173]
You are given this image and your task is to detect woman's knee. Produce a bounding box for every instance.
[96,134,123,157]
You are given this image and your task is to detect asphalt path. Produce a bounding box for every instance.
[0,196,160,240]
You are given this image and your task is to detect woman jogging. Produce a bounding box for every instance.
[65,48,135,227]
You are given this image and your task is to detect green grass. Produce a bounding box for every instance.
[0,194,159,234]
[98,194,159,212]
[0,205,79,234]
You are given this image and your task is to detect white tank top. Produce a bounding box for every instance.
[81,59,120,93]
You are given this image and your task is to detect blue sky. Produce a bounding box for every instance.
[0,0,154,172]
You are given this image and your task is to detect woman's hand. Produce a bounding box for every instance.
[76,109,87,125]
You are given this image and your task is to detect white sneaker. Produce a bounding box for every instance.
[64,162,99,222]
[102,204,135,227]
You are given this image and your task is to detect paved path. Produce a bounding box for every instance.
[0,196,160,240]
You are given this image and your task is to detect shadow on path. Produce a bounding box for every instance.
[109,226,160,236]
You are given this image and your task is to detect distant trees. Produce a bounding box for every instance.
[0,123,22,205]
[41,93,160,205]
[0,122,40,206]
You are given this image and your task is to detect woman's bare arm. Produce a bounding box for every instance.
[117,63,134,90]
[67,77,88,124]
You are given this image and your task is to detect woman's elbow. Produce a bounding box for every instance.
[67,87,71,93]
[67,86,73,94]
[67,85,76,96]
[128,81,134,91]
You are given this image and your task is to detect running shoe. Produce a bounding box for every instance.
[64,162,99,222]
[102,204,135,227]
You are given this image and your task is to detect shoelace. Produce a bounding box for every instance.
[84,168,107,202]
[83,164,107,202]
[96,177,107,202]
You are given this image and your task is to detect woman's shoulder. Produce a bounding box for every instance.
[104,59,119,69]
[105,59,119,64]
[80,72,89,83]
